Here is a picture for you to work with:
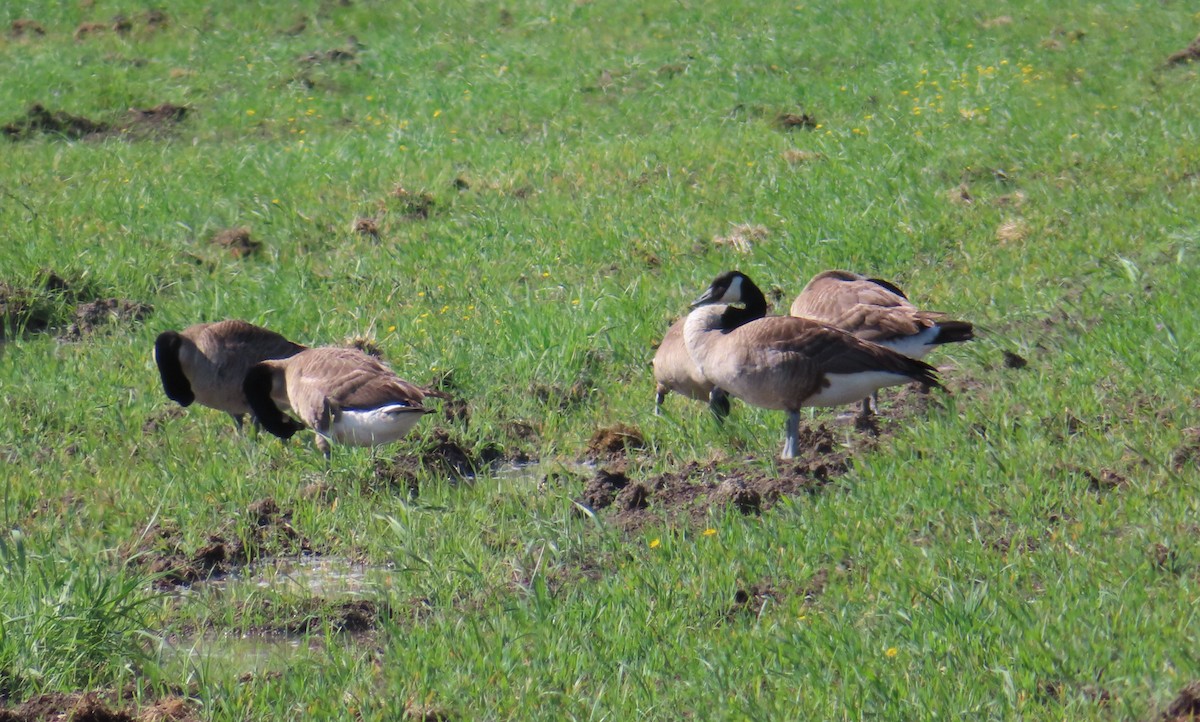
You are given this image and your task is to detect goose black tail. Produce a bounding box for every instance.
[932,320,974,346]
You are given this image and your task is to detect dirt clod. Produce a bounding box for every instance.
[374,428,506,495]
[579,468,631,510]
[1083,468,1127,492]
[1160,681,1200,721]
[3,104,108,140]
[389,186,436,220]
[1166,35,1200,67]
[212,227,260,259]
[9,19,45,37]
[1173,428,1200,470]
[3,103,188,142]
[1002,350,1028,369]
[585,423,645,459]
[776,112,817,130]
[353,217,380,238]
[576,448,847,532]
[123,498,313,588]
[64,298,153,339]
[0,692,198,722]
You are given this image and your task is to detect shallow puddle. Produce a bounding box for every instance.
[159,631,315,676]
[187,555,400,598]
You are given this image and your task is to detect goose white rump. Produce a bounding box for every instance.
[327,404,427,447]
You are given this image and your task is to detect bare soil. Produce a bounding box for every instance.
[123,498,315,588]
[1159,681,1200,721]
[725,569,829,620]
[0,692,197,722]
[373,428,507,496]
[211,227,260,259]
[1,271,150,340]
[585,423,645,459]
[63,298,153,339]
[3,103,188,142]
[1165,35,1200,67]
[9,19,45,38]
[576,425,849,532]
[1173,427,1200,470]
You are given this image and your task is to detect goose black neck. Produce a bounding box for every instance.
[718,280,768,330]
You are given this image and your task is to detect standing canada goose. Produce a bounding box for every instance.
[684,271,941,459]
[153,320,306,431]
[653,269,770,418]
[652,320,733,419]
[789,270,973,419]
[243,346,432,458]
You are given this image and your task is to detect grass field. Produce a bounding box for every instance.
[2,0,1200,719]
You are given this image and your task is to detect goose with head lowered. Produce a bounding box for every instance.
[243,346,433,459]
[653,318,737,419]
[684,271,941,459]
[790,269,973,419]
[652,271,770,418]
[153,320,306,432]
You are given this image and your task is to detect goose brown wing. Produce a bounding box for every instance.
[288,348,427,421]
[792,273,910,317]
[746,317,939,382]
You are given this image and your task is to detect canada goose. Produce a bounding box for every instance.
[243,346,432,458]
[652,320,732,419]
[684,271,940,459]
[653,269,771,418]
[790,270,973,418]
[153,320,306,431]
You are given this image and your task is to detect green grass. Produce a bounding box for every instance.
[2,0,1200,718]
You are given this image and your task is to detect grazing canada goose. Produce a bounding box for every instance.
[153,320,306,431]
[653,320,733,419]
[653,269,770,418]
[243,346,432,458]
[789,269,974,419]
[684,271,940,459]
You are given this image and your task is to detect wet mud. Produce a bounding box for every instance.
[576,426,849,532]
[124,498,314,588]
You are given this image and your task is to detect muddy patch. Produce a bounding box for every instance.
[775,111,817,130]
[1173,427,1200,470]
[373,428,506,495]
[1034,679,1111,706]
[1002,350,1029,369]
[2,270,149,340]
[385,185,436,220]
[298,42,359,66]
[211,226,260,259]
[576,436,848,532]
[63,298,153,339]
[529,379,593,411]
[9,19,46,38]
[0,692,197,722]
[124,498,315,588]
[1165,35,1200,67]
[3,103,188,142]
[245,598,383,635]
[726,570,828,619]
[1158,681,1200,720]
[585,423,645,460]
